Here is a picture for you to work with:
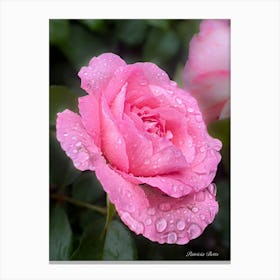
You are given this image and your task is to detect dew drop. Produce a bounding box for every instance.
[72,136,77,140]
[145,218,152,226]
[175,97,182,105]
[192,206,198,213]
[72,149,78,154]
[200,214,205,220]
[121,212,144,234]
[187,107,194,113]
[117,138,122,144]
[147,207,156,216]
[167,232,177,244]
[199,145,206,153]
[176,219,186,231]
[156,218,167,233]
[207,183,217,196]
[195,115,203,122]
[63,132,68,137]
[170,81,177,87]
[76,141,82,148]
[159,202,171,212]
[188,223,201,239]
[139,80,148,86]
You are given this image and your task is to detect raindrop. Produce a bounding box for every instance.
[72,136,77,140]
[117,138,122,144]
[147,207,156,216]
[145,218,152,226]
[121,212,144,234]
[195,115,203,122]
[72,149,78,154]
[176,219,186,231]
[76,142,82,148]
[156,218,167,233]
[207,183,217,196]
[63,132,68,137]
[200,214,205,220]
[188,223,201,239]
[187,107,194,113]
[159,202,171,212]
[192,206,198,213]
[139,80,148,86]
[175,97,182,105]
[170,81,177,87]
[199,145,206,153]
[167,232,178,244]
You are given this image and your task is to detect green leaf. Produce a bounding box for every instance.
[144,29,180,65]
[50,130,80,188]
[49,205,72,260]
[213,179,230,247]
[79,19,106,32]
[50,20,70,47]
[103,220,137,260]
[208,118,230,173]
[72,171,105,203]
[146,19,170,30]
[71,216,105,260]
[49,85,79,125]
[116,20,148,46]
[60,22,110,70]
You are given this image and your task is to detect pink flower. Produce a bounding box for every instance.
[182,20,230,124]
[56,53,222,244]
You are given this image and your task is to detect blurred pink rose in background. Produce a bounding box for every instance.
[182,20,230,124]
[56,53,222,245]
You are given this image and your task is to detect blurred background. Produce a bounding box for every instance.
[49,19,230,261]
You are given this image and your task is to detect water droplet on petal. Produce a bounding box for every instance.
[121,212,144,234]
[188,224,201,239]
[147,207,156,216]
[176,220,186,231]
[192,206,198,213]
[159,202,171,212]
[156,218,167,232]
[207,183,217,195]
[200,214,205,220]
[195,115,203,122]
[145,218,152,226]
[76,141,82,148]
[170,81,177,87]
[139,80,148,86]
[73,149,78,154]
[63,132,68,137]
[72,136,77,140]
[144,159,150,165]
[117,138,122,144]
[199,145,206,152]
[167,232,177,244]
[187,107,194,113]
[175,97,182,105]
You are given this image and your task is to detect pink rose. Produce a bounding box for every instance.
[182,20,230,124]
[56,53,222,244]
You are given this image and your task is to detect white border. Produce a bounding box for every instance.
[0,0,279,279]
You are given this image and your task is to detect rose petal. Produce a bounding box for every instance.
[118,114,187,177]
[100,96,129,172]
[183,20,230,123]
[219,99,230,119]
[137,175,192,198]
[78,53,126,96]
[56,110,100,171]
[94,159,218,245]
[78,94,101,146]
